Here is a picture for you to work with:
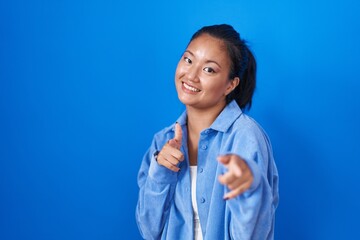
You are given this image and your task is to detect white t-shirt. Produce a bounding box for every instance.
[190,166,203,240]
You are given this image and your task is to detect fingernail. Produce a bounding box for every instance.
[223,196,229,200]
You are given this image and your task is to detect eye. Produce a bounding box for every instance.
[183,56,192,64]
[204,67,215,73]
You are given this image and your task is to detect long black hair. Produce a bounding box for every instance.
[189,24,256,111]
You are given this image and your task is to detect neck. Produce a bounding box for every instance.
[186,102,226,134]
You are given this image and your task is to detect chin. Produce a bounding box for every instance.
[177,95,193,106]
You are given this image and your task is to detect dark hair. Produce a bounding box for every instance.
[189,24,256,110]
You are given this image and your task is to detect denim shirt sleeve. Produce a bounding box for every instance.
[135,133,178,239]
[220,120,279,240]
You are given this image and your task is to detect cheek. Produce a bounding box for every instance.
[174,65,183,87]
[205,79,229,95]
[175,62,186,79]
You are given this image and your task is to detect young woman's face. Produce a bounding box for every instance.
[175,34,238,110]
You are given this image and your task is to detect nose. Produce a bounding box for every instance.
[185,65,200,82]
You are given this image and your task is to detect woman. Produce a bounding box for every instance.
[136,24,279,240]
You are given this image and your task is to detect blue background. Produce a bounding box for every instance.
[1,0,359,239]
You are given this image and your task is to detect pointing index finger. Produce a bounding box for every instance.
[174,122,182,146]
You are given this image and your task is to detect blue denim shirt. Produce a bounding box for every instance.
[136,100,279,240]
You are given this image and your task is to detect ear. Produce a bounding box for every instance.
[225,77,240,96]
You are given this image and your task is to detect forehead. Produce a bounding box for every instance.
[187,34,229,62]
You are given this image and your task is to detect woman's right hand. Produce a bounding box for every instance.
[157,123,184,172]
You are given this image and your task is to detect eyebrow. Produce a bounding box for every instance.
[185,50,222,69]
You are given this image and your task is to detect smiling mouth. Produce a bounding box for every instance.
[182,82,201,92]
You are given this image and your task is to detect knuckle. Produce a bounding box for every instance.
[157,157,164,165]
[169,159,177,166]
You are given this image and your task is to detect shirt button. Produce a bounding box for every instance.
[200,198,205,203]
[204,130,210,134]
[201,145,207,150]
[199,168,203,173]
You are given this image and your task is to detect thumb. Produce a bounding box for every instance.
[217,155,231,165]
[174,122,182,146]
[168,139,180,149]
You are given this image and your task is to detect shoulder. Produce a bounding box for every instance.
[233,113,267,137]
[227,113,273,153]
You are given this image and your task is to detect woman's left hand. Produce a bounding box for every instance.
[217,155,253,200]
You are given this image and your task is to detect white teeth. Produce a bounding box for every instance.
[183,82,200,92]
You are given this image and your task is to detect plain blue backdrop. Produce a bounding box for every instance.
[1,0,360,239]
